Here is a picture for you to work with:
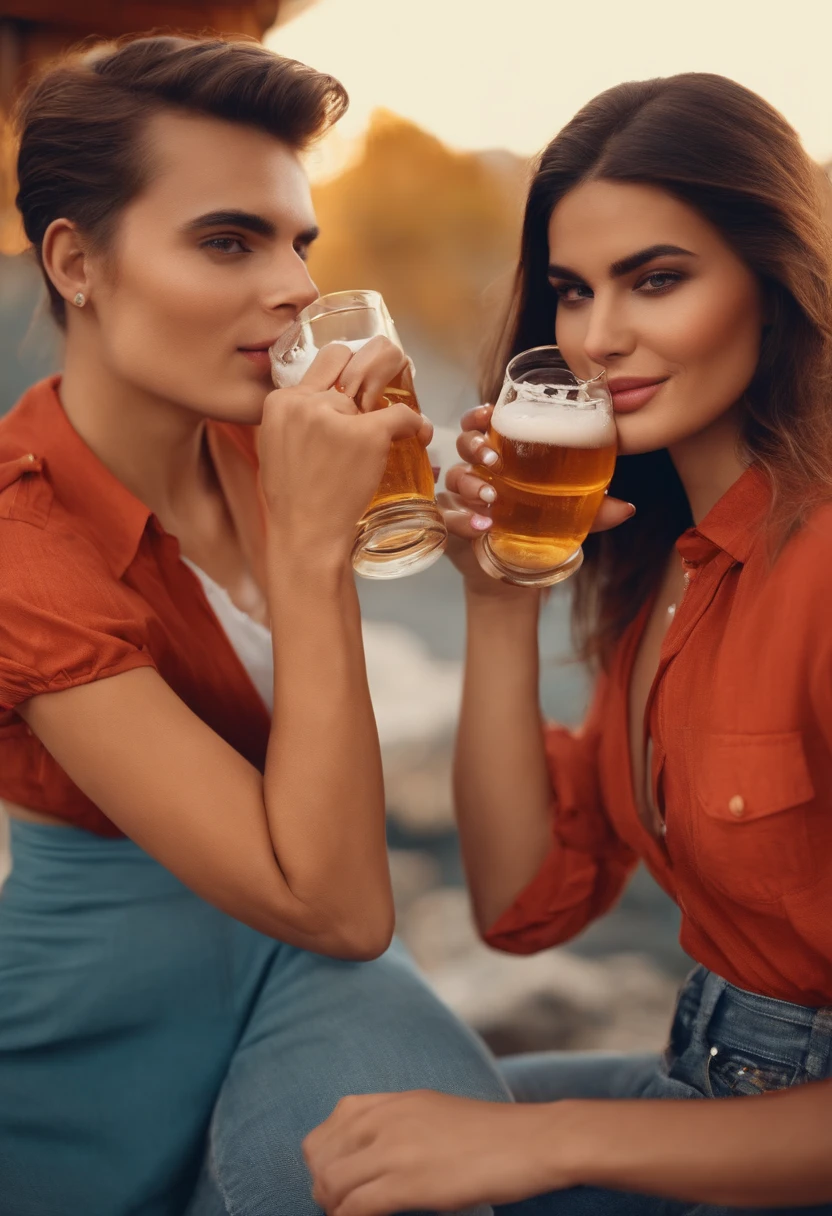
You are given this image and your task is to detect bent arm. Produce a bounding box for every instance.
[22,534,392,960]
[455,589,636,947]
[454,590,554,933]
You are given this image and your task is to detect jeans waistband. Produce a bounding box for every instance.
[677,966,832,1081]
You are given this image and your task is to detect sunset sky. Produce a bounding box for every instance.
[269,0,832,178]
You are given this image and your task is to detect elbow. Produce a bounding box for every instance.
[294,900,396,962]
[324,911,395,961]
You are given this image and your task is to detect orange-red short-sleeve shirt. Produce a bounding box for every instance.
[485,468,832,1006]
[0,378,271,835]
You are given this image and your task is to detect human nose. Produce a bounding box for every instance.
[581,291,635,367]
[263,248,318,317]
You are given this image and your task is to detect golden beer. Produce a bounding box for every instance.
[474,346,616,587]
[481,424,617,571]
[359,361,436,519]
[275,290,447,579]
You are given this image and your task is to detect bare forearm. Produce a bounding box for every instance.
[552,1083,832,1207]
[263,534,391,947]
[454,590,554,932]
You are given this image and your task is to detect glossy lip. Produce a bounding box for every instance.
[238,347,274,372]
[238,340,280,353]
[607,376,669,414]
[239,326,296,373]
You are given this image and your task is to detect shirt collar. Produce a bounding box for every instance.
[676,464,771,567]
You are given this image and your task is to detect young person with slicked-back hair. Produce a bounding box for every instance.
[0,34,512,1216]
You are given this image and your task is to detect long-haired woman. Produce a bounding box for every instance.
[304,73,832,1215]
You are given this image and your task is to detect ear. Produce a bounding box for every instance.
[41,218,91,310]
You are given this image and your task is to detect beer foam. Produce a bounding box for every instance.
[270,336,371,388]
[493,396,616,448]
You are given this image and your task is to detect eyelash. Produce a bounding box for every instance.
[202,236,251,255]
[201,236,311,261]
[552,270,685,306]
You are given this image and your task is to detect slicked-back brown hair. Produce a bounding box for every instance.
[483,73,832,669]
[13,33,348,327]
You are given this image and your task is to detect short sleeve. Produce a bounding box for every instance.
[0,520,156,712]
[483,676,638,954]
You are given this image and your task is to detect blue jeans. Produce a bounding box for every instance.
[0,821,509,1216]
[496,966,832,1215]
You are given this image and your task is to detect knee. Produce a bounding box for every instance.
[204,1119,321,1216]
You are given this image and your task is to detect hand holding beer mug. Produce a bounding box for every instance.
[473,346,617,586]
[270,291,447,579]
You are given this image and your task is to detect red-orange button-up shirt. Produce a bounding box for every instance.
[485,465,832,1006]
[0,378,271,836]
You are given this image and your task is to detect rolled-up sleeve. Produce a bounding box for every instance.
[483,677,637,954]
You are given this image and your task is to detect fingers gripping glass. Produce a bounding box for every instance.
[474,346,616,587]
[270,290,447,580]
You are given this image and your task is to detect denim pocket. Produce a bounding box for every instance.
[706,1044,804,1097]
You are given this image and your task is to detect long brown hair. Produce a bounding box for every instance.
[13,33,348,328]
[483,74,832,667]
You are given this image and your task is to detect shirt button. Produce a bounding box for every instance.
[728,795,746,818]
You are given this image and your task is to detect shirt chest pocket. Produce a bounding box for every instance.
[691,731,817,903]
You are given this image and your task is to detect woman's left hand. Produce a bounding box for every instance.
[302,1089,570,1215]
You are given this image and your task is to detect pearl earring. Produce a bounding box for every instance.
[73,292,86,307]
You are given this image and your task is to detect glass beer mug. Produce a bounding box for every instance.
[474,346,616,586]
[270,290,447,580]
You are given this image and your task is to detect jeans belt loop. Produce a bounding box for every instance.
[805,1005,832,1080]
[691,969,728,1051]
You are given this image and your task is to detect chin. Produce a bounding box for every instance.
[613,409,702,457]
[195,385,270,427]
[613,413,665,456]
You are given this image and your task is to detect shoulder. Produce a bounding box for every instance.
[0,511,154,711]
[749,501,832,630]
[0,472,136,625]
[0,514,126,624]
[774,501,832,580]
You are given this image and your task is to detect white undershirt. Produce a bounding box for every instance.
[181,558,274,713]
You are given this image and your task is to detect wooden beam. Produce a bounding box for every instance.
[0,3,281,38]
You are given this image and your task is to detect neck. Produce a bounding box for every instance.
[668,406,749,526]
[58,334,210,526]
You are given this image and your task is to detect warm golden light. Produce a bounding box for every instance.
[269,0,832,182]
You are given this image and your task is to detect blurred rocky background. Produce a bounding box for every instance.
[0,0,703,1059]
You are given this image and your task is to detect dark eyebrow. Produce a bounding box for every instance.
[183,211,320,247]
[610,244,696,277]
[547,244,696,284]
[182,209,280,239]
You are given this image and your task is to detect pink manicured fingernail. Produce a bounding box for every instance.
[431,465,441,484]
[481,448,498,467]
[471,515,492,530]
[479,485,497,503]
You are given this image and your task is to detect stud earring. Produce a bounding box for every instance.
[73,292,86,308]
